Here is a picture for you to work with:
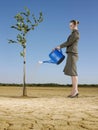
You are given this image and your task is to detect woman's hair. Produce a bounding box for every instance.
[70,20,79,25]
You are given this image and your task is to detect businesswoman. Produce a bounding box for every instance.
[56,20,80,98]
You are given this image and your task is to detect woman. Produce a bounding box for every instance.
[55,20,80,98]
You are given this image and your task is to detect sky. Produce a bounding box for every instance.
[0,0,98,84]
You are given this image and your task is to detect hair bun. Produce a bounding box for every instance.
[70,20,79,25]
[76,21,79,25]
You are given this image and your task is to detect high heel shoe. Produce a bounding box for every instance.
[67,94,72,98]
[70,93,79,98]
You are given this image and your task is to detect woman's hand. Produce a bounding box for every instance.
[56,46,60,50]
[52,46,60,51]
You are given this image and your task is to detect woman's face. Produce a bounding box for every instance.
[69,22,76,30]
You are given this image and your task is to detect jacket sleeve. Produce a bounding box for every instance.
[60,31,79,48]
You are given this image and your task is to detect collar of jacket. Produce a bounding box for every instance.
[72,29,78,33]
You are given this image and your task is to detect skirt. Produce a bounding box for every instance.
[63,53,78,76]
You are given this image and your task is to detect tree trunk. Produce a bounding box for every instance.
[23,45,27,96]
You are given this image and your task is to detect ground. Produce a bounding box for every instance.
[0,86,98,130]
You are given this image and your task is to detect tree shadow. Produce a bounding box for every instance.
[0,95,39,99]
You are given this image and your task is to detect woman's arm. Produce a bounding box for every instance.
[60,31,79,48]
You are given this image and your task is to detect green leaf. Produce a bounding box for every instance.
[20,12,28,17]
[40,12,43,17]
[11,26,18,29]
[38,18,43,23]
[17,34,23,44]
[31,26,34,30]
[26,17,32,24]
[33,23,38,27]
[22,37,26,44]
[32,14,38,24]
[11,25,22,31]
[8,40,17,44]
[20,51,24,57]
[14,13,24,22]
[38,12,43,23]
[24,7,30,16]
[23,24,30,33]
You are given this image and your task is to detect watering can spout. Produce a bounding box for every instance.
[39,49,65,65]
[43,60,55,64]
[38,60,55,64]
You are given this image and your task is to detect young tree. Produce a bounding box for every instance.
[8,7,43,96]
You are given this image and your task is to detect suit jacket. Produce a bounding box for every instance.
[60,29,80,54]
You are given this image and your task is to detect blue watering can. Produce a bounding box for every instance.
[39,49,65,65]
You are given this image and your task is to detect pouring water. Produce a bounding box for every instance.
[38,61,43,64]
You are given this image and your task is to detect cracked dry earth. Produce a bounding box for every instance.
[0,87,98,130]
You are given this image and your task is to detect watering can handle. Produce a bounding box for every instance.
[54,48,62,52]
[59,49,62,53]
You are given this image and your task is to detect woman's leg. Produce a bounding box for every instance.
[71,76,78,95]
